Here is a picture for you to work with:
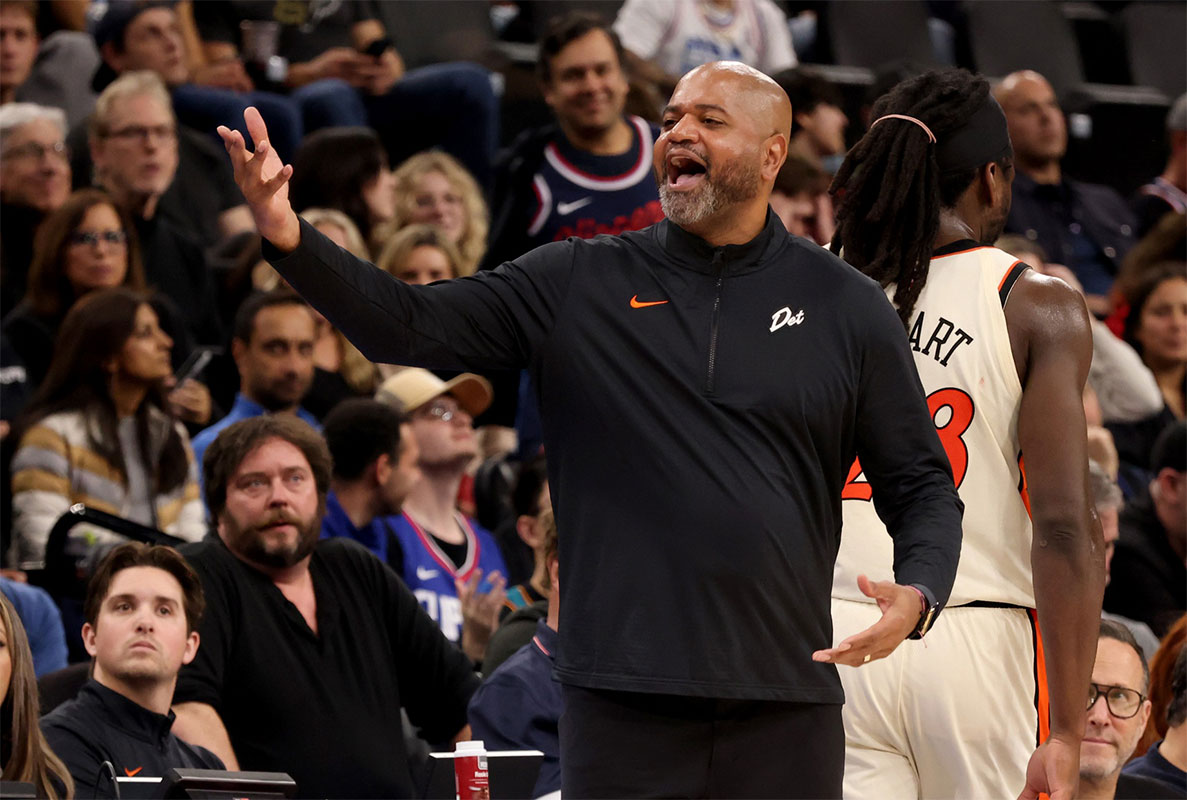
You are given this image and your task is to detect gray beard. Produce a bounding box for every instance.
[657,157,762,228]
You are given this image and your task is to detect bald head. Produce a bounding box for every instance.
[993,70,1066,173]
[678,61,793,140]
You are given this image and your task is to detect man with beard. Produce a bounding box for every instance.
[215,61,964,797]
[171,415,479,799]
[190,290,318,470]
[41,543,223,797]
[829,68,1105,800]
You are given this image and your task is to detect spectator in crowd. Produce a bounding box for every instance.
[8,288,206,569]
[496,455,550,617]
[1133,94,1187,239]
[192,0,498,189]
[613,0,796,96]
[376,224,463,287]
[375,368,507,664]
[1123,645,1187,795]
[90,71,225,346]
[87,0,303,163]
[390,151,487,276]
[486,14,662,270]
[468,508,562,799]
[4,1,101,129]
[774,68,849,174]
[289,126,395,251]
[496,454,551,603]
[0,103,72,316]
[190,290,319,468]
[995,234,1165,428]
[68,2,255,252]
[1104,422,1187,639]
[770,153,834,245]
[996,70,1137,315]
[257,208,381,415]
[2,187,212,434]
[0,577,68,676]
[171,414,480,798]
[1137,617,1187,760]
[1079,620,1170,800]
[3,188,147,385]
[0,593,73,799]
[0,1,38,105]
[1109,263,1187,489]
[320,398,421,567]
[1092,460,1161,660]
[41,543,223,797]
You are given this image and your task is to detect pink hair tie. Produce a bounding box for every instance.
[870,114,937,144]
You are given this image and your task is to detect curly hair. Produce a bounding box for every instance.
[387,151,488,276]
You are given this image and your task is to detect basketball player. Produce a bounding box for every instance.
[829,69,1106,800]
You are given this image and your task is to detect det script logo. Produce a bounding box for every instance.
[769,306,805,333]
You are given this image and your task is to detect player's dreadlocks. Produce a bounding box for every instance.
[830,69,1007,327]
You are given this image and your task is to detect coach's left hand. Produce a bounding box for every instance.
[811,574,921,667]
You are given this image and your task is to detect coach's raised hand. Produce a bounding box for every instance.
[217,108,300,252]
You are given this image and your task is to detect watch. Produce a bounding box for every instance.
[906,583,940,640]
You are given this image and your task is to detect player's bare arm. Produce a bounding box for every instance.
[1007,270,1106,800]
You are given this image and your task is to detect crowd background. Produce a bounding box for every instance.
[0,0,1183,797]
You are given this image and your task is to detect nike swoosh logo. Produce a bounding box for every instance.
[630,295,669,309]
[556,197,593,215]
[125,767,143,777]
[416,566,439,580]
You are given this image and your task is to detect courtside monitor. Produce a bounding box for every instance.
[156,768,296,799]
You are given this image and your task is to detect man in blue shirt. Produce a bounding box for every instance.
[191,290,318,468]
[320,398,421,565]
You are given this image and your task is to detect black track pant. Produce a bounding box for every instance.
[559,685,844,799]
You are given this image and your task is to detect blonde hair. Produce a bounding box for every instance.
[0,594,74,799]
[388,151,487,276]
[300,208,371,261]
[376,224,464,282]
[89,70,174,141]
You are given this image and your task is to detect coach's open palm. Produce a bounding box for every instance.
[812,574,920,667]
[217,108,301,251]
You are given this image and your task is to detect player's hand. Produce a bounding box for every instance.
[812,574,921,666]
[457,569,507,664]
[217,108,299,252]
[1017,733,1080,800]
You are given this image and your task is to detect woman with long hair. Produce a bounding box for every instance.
[0,593,73,798]
[2,189,147,386]
[376,223,463,286]
[9,288,206,568]
[385,151,488,276]
[1108,263,1187,490]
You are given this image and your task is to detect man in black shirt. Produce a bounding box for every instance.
[41,543,223,798]
[171,415,478,799]
[216,62,964,797]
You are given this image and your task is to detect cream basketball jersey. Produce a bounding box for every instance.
[833,242,1034,608]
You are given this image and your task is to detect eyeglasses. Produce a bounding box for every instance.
[67,230,128,248]
[1086,683,1146,719]
[103,124,177,144]
[419,401,464,423]
[1,140,70,162]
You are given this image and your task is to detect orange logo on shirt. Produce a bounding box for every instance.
[124,767,143,777]
[630,295,669,309]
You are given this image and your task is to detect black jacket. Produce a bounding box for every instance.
[267,212,964,702]
[40,679,222,798]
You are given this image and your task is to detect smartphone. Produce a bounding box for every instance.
[174,347,218,384]
[360,37,392,58]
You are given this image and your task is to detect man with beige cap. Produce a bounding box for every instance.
[375,368,508,665]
